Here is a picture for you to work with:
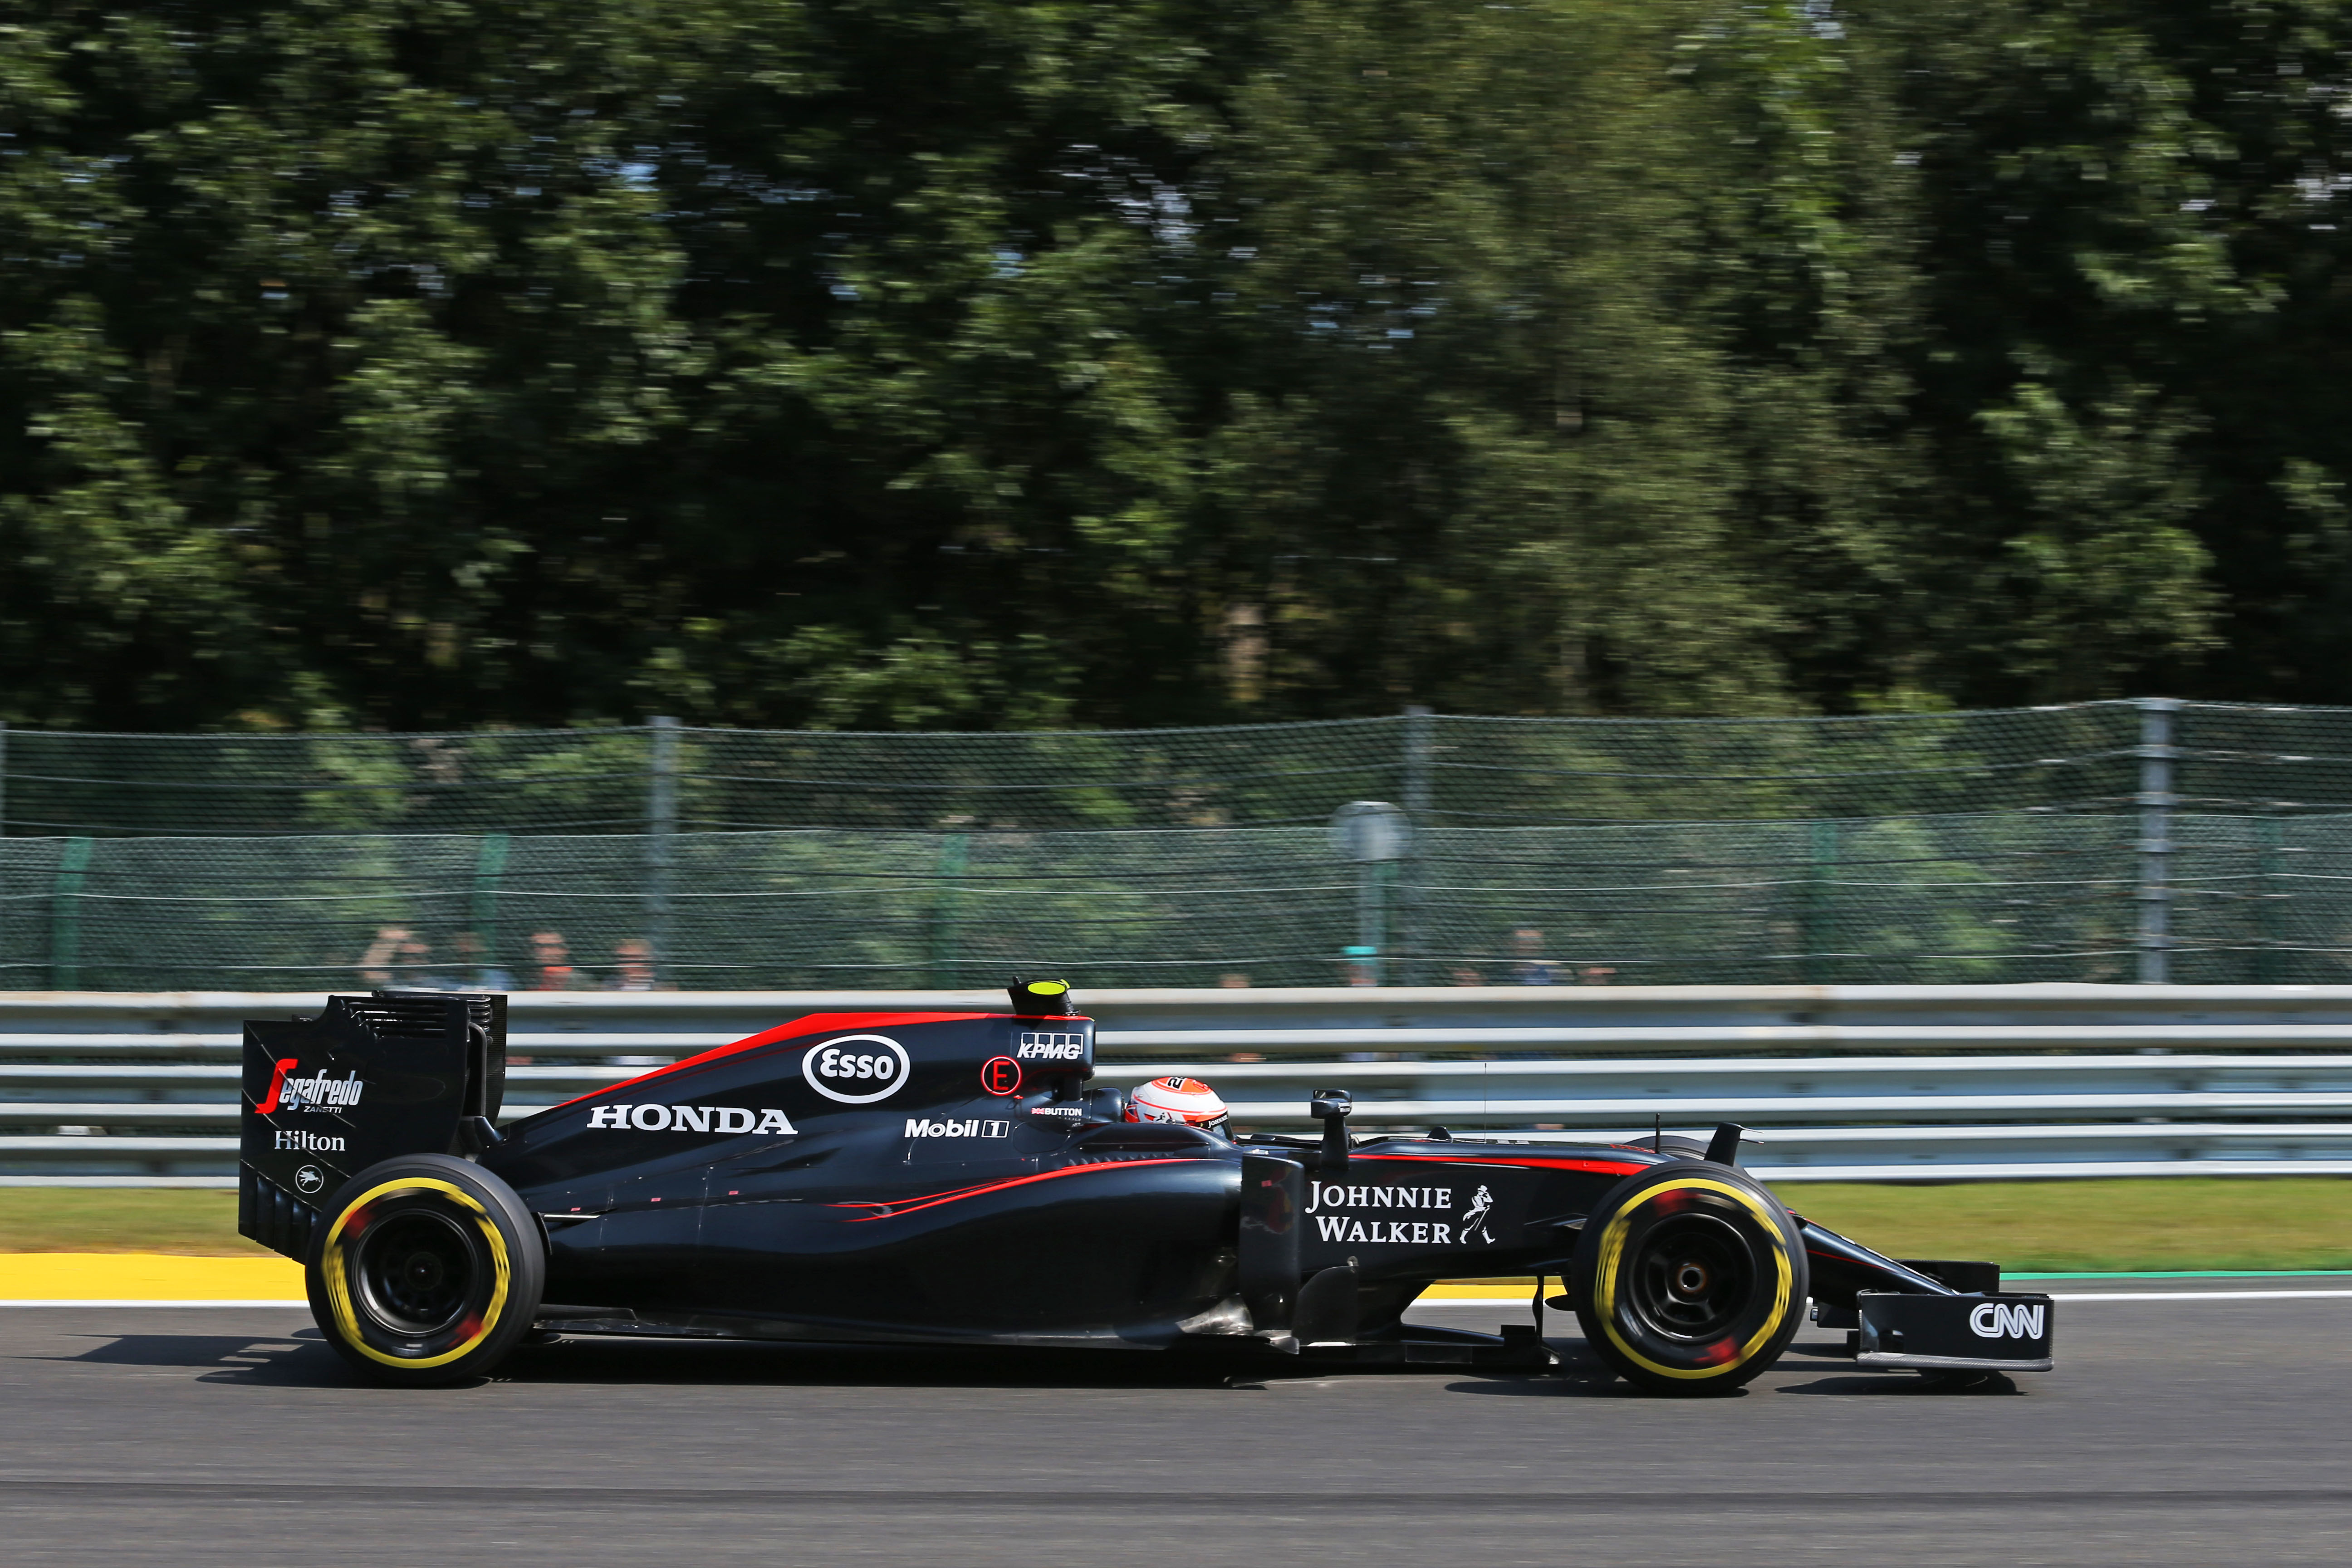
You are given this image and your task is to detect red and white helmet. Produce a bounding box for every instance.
[1125,1076,1231,1137]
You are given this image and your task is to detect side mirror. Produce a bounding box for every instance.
[1310,1089,1352,1171]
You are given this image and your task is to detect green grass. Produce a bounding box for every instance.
[1772,1177,2352,1274]
[0,1190,263,1255]
[3,1177,2350,1272]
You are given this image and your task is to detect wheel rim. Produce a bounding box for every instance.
[1622,1213,1756,1342]
[320,1176,514,1370]
[354,1210,478,1336]
[1585,1173,1798,1383]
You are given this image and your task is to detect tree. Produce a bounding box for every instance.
[5,0,2352,733]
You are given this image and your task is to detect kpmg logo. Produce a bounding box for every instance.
[256,1058,363,1115]
[587,1103,797,1134]
[1016,1032,1087,1062]
[805,1035,911,1104]
[1969,1301,2047,1341]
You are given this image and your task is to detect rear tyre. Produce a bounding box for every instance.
[1626,1134,1710,1161]
[1571,1161,1806,1396]
[306,1154,544,1387]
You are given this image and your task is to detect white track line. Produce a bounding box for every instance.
[0,1299,308,1308]
[2045,1289,2352,1302]
[1418,1289,2352,1307]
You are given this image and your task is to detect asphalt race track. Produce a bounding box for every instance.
[4,1280,2348,1566]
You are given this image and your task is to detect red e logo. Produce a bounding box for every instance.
[980,1057,1023,1096]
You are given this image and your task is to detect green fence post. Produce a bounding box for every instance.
[1801,819,1839,984]
[928,833,969,988]
[472,831,509,983]
[647,717,679,984]
[52,836,91,990]
[2135,698,2178,983]
[0,721,8,979]
[1400,706,1432,984]
[2257,815,2283,984]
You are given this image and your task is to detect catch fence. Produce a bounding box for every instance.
[0,701,2349,990]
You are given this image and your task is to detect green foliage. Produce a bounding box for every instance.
[2,1,2349,730]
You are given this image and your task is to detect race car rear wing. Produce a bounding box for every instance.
[237,990,508,1260]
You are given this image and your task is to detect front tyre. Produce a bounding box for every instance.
[1571,1161,1807,1396]
[306,1154,545,1386]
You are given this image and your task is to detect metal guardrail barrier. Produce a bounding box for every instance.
[6,984,2352,1185]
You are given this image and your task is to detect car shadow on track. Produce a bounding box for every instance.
[484,1331,1680,1395]
[1441,1339,2018,1400]
[505,1338,1272,1391]
[1777,1371,2024,1396]
[48,1328,351,1387]
[1770,1337,2027,1395]
[45,1329,1318,1392]
[43,1328,1996,1397]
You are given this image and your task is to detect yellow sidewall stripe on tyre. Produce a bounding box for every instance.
[322,1177,512,1371]
[1593,1176,1793,1382]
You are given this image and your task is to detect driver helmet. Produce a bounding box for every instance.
[1125,1076,1231,1137]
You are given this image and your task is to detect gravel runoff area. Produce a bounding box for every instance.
[1,1281,2349,1566]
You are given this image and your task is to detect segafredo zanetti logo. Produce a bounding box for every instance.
[804,1034,911,1104]
[256,1058,363,1114]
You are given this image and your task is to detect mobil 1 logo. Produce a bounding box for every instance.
[804,1034,911,1104]
[904,1117,1011,1139]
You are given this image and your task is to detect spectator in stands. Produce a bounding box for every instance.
[530,930,577,991]
[358,924,410,988]
[453,931,513,992]
[393,932,438,989]
[609,938,658,990]
[1511,926,1558,985]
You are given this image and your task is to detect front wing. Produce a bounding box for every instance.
[1855,1291,2055,1372]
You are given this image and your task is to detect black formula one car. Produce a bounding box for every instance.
[238,982,2054,1391]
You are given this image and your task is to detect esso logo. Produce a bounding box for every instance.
[804,1034,912,1104]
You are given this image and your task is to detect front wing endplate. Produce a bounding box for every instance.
[1855,1291,2054,1372]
